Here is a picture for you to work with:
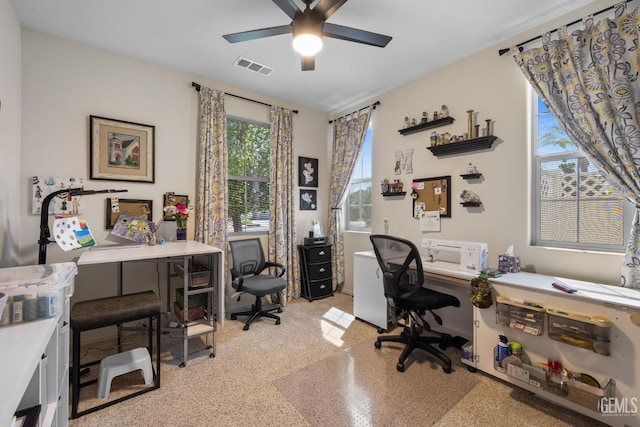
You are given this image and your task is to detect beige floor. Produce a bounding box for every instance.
[69,292,607,427]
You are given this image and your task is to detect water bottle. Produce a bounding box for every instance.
[496,334,510,368]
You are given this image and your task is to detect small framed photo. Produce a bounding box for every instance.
[106,198,153,229]
[298,156,318,188]
[90,115,155,183]
[300,189,317,210]
[163,192,189,221]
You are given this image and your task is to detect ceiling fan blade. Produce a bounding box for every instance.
[323,22,392,47]
[301,55,315,71]
[272,0,301,20]
[312,0,348,21]
[223,25,292,43]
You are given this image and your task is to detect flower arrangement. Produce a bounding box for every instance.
[164,203,192,229]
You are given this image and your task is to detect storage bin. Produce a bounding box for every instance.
[495,295,545,336]
[174,261,211,288]
[546,308,612,355]
[175,287,208,309]
[0,262,76,327]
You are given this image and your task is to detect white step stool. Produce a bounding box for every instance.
[98,347,153,399]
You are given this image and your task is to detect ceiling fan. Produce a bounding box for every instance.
[222,0,392,71]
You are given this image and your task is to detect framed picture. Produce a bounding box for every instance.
[298,156,318,188]
[163,192,189,221]
[300,189,317,211]
[105,198,153,229]
[90,115,155,183]
[411,176,452,218]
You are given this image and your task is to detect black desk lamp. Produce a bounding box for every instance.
[38,188,128,264]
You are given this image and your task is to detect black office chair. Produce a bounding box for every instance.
[228,238,287,331]
[370,234,460,373]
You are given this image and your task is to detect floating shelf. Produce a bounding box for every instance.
[461,202,482,207]
[427,135,498,157]
[398,117,455,136]
[381,191,406,197]
[460,173,482,179]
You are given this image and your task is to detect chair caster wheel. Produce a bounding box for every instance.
[442,364,452,374]
[397,362,405,372]
[209,353,215,358]
[377,327,385,334]
[374,340,382,349]
[230,314,237,320]
[275,319,281,325]
[243,325,250,331]
[277,307,283,313]
[179,362,186,368]
[439,342,448,350]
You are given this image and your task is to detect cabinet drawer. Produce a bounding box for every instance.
[307,263,332,280]
[306,246,331,263]
[307,279,333,298]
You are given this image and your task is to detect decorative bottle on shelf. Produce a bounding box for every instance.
[467,110,474,140]
[404,117,410,128]
[440,105,449,118]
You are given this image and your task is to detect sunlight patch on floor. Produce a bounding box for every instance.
[320,307,355,347]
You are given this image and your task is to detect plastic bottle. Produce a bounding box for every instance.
[496,334,510,367]
[502,341,523,370]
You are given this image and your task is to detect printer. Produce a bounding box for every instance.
[421,238,488,274]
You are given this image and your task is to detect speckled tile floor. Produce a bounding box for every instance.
[69,292,608,427]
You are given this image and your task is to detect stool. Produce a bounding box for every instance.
[70,290,161,419]
[98,347,153,399]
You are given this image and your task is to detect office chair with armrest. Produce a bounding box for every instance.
[228,238,287,331]
[370,234,460,373]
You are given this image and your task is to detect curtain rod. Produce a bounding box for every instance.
[328,101,380,124]
[498,0,631,56]
[191,82,298,114]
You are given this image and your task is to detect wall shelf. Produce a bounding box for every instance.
[381,191,406,197]
[460,173,482,179]
[398,117,455,135]
[427,135,498,157]
[461,202,482,207]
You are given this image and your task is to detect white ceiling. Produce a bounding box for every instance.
[11,0,599,114]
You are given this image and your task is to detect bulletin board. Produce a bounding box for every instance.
[412,176,451,218]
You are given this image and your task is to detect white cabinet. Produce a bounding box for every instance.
[470,273,640,427]
[0,300,70,427]
[353,251,389,331]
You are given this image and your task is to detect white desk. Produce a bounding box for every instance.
[77,241,224,366]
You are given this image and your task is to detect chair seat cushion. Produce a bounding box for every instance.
[394,287,460,311]
[71,290,161,331]
[233,274,287,297]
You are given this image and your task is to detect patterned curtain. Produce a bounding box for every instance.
[512,2,640,288]
[327,107,372,287]
[195,87,228,251]
[269,107,299,303]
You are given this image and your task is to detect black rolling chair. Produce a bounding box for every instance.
[228,238,287,331]
[370,234,460,373]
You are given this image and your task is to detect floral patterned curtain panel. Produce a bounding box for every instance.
[195,87,228,251]
[512,2,640,288]
[269,107,300,303]
[327,107,372,287]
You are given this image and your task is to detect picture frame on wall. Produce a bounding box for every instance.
[298,156,318,188]
[105,198,153,229]
[300,189,317,211]
[162,192,189,221]
[90,115,155,183]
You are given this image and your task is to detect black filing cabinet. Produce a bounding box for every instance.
[298,244,334,301]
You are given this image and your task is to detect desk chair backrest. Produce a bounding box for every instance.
[229,238,266,277]
[370,234,424,300]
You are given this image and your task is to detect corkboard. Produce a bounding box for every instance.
[412,176,451,217]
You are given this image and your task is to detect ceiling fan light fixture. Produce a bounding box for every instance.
[293,33,323,56]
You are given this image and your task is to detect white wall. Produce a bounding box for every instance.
[342,0,625,287]
[0,0,22,268]
[19,29,328,319]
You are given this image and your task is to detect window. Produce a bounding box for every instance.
[227,117,271,234]
[345,128,372,231]
[532,94,631,251]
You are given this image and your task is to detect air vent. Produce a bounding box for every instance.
[234,57,272,76]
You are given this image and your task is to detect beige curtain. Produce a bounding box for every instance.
[512,2,640,288]
[195,87,228,250]
[269,107,300,303]
[327,107,372,287]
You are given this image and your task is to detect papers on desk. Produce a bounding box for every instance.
[420,211,441,232]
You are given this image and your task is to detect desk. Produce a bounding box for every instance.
[77,241,224,366]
